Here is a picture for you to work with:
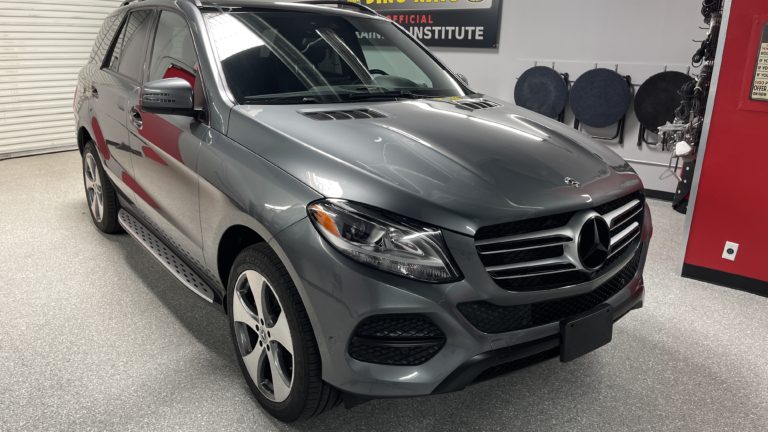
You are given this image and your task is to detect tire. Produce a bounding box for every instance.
[227,244,339,422]
[82,141,122,234]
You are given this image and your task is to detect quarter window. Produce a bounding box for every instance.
[91,12,124,64]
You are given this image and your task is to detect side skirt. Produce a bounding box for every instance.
[118,209,216,303]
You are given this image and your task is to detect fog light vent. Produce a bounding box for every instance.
[348,315,446,366]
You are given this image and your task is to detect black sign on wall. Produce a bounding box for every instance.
[349,0,503,48]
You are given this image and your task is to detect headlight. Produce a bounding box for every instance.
[307,200,461,283]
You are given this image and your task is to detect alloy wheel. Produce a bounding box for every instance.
[84,153,104,223]
[233,270,295,403]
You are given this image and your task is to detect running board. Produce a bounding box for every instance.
[118,210,215,303]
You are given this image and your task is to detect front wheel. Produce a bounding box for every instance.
[227,244,339,422]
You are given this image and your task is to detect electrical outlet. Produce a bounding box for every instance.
[722,241,739,261]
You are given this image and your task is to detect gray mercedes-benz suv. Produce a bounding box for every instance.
[74,0,651,422]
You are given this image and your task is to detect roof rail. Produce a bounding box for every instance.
[121,0,203,6]
[299,1,380,16]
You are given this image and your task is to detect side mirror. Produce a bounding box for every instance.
[456,73,470,86]
[141,78,194,116]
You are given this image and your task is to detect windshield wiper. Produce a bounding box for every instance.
[243,94,320,104]
[243,89,436,104]
[344,90,433,101]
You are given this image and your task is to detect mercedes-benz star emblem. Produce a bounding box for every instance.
[577,217,611,271]
[564,177,581,188]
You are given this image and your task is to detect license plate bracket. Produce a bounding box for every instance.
[560,304,613,362]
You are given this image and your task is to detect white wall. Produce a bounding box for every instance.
[0,0,124,159]
[432,0,708,193]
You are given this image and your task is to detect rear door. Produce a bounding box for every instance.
[92,9,155,200]
[126,9,208,271]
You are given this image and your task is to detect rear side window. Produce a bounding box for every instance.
[107,9,154,81]
[90,12,124,64]
[147,11,198,85]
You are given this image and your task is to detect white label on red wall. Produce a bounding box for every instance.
[751,25,768,101]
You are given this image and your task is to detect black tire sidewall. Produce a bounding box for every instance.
[82,142,120,234]
[226,244,315,422]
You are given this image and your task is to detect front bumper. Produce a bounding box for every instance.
[269,205,651,398]
[433,277,644,394]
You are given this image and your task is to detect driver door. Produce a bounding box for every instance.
[127,10,209,271]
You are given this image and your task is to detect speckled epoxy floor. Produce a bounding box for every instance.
[1,151,767,432]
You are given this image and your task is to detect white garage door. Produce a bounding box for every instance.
[0,0,122,159]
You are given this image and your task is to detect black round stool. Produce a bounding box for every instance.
[634,71,695,148]
[514,66,569,120]
[570,68,632,143]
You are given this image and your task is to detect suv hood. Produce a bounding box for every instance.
[228,98,643,237]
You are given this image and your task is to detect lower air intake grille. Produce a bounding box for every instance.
[458,248,642,334]
[348,315,446,366]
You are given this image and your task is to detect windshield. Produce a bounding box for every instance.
[204,10,470,104]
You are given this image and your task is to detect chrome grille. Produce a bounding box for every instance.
[476,191,645,292]
[599,194,645,260]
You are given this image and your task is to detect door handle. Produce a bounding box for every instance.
[130,108,143,130]
[90,85,99,99]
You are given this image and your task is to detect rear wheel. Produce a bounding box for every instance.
[82,141,121,234]
[227,244,339,422]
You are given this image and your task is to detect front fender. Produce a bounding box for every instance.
[198,131,322,294]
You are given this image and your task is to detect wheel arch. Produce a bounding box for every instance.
[216,220,331,381]
[77,126,93,154]
[217,224,267,291]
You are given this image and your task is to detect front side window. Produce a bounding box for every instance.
[148,11,198,85]
[107,10,153,81]
[204,11,468,104]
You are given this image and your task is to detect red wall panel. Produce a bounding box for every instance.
[684,0,768,283]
